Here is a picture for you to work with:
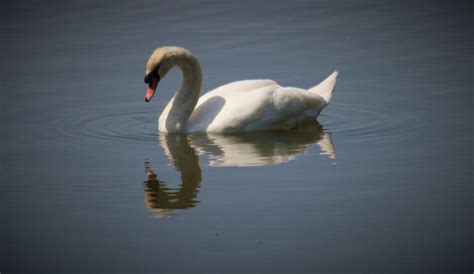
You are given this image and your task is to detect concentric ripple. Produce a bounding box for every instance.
[35,98,420,146]
[47,103,159,144]
[319,98,421,144]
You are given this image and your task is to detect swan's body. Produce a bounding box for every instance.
[144,46,338,133]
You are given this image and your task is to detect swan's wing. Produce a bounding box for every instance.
[188,80,278,131]
[272,87,327,118]
[188,80,327,132]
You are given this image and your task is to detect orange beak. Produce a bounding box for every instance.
[145,77,159,102]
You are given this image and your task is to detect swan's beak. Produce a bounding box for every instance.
[145,77,159,103]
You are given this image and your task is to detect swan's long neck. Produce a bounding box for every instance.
[159,54,202,133]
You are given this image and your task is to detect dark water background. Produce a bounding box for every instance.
[1,0,472,273]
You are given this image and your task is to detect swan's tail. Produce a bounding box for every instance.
[309,70,339,104]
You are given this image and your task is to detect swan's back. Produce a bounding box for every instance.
[200,79,278,98]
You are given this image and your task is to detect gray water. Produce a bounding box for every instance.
[1,0,472,273]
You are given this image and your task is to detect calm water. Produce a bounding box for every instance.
[2,0,472,273]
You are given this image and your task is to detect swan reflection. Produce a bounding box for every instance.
[143,133,201,218]
[190,122,335,166]
[143,121,335,217]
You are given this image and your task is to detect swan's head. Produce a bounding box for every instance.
[144,46,193,102]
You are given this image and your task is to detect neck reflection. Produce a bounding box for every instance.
[143,121,335,217]
[143,134,201,218]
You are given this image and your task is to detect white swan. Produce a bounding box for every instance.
[144,46,338,133]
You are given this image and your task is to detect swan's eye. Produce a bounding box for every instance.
[144,65,160,84]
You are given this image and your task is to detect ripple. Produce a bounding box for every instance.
[38,99,418,146]
[320,99,420,144]
[50,103,159,144]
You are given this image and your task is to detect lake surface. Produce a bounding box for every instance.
[1,0,472,273]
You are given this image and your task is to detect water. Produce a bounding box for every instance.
[2,0,472,273]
